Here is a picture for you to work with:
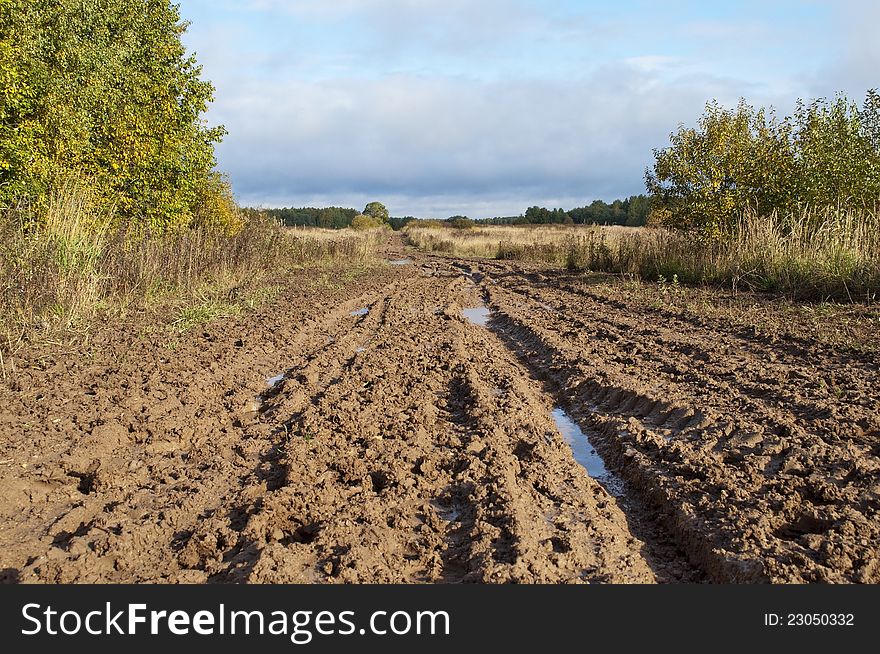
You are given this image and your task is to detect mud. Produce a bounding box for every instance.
[0,235,876,584]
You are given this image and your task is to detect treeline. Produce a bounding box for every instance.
[478,195,651,226]
[257,204,415,230]
[259,207,360,229]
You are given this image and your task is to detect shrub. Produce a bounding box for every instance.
[351,214,381,230]
[647,91,880,233]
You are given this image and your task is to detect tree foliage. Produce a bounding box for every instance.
[0,0,229,233]
[646,91,880,232]
[363,201,389,224]
[480,196,651,226]
[260,206,358,228]
[350,213,381,230]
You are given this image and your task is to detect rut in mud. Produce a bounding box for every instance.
[0,235,877,583]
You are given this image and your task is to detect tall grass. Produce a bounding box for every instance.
[0,184,384,348]
[406,210,880,301]
[405,224,608,264]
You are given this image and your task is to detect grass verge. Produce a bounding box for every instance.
[405,209,880,302]
[0,183,386,352]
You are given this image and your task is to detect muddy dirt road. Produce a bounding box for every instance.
[1,235,877,583]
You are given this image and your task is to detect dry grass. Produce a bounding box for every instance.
[284,225,386,262]
[595,275,880,353]
[0,184,386,351]
[405,223,639,264]
[406,211,880,302]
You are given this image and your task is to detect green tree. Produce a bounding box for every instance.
[646,91,880,233]
[625,195,651,226]
[363,201,389,224]
[0,0,227,233]
[793,95,880,208]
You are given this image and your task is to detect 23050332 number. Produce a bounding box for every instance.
[788,614,854,626]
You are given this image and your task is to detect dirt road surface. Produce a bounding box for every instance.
[1,235,877,583]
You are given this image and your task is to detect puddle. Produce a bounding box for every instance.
[462,306,491,327]
[266,372,285,387]
[388,259,412,266]
[552,407,625,496]
[431,501,461,523]
[350,307,369,317]
[355,347,366,353]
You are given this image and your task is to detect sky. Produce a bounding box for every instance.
[178,0,879,218]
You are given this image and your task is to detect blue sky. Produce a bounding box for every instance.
[178,0,878,218]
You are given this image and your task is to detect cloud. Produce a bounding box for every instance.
[809,0,880,100]
[179,0,868,217]
[213,65,759,217]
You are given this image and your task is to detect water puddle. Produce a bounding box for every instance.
[253,371,287,411]
[388,259,412,266]
[355,347,366,353]
[462,306,491,327]
[431,501,461,523]
[266,372,285,387]
[350,307,369,317]
[552,407,624,496]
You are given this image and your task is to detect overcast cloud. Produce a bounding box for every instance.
[179,0,878,218]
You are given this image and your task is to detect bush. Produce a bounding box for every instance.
[448,216,475,229]
[647,91,880,233]
[351,214,381,230]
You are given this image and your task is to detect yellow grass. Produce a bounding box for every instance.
[405,223,641,263]
[0,186,386,350]
[405,212,880,302]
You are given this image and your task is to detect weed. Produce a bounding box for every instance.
[172,300,241,333]
[0,184,385,352]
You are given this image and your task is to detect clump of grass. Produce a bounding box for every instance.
[172,299,241,333]
[0,180,112,337]
[565,208,880,301]
[284,225,386,264]
[405,223,611,263]
[241,283,283,311]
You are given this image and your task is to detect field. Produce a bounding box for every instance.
[1,231,877,583]
[406,215,880,301]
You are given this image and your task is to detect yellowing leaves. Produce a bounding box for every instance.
[647,92,880,233]
[0,0,233,235]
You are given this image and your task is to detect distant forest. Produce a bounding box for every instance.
[480,195,651,226]
[253,194,650,229]
[254,206,414,230]
[256,206,358,229]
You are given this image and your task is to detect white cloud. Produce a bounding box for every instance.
[180,0,872,217]
[212,64,762,217]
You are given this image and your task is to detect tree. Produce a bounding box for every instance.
[525,206,553,224]
[625,195,650,226]
[646,91,880,233]
[0,0,228,233]
[363,201,389,224]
